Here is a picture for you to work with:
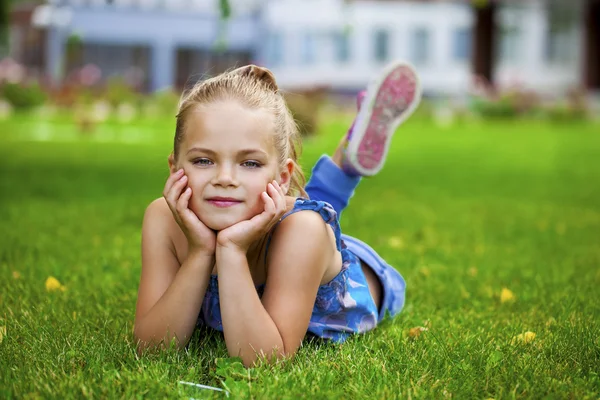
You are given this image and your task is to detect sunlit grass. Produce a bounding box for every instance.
[1,115,599,398]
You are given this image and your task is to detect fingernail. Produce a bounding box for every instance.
[176,169,183,175]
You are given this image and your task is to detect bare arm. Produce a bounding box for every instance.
[216,211,333,366]
[133,199,214,351]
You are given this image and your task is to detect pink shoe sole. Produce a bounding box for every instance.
[346,62,422,176]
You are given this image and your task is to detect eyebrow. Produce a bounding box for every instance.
[186,147,268,157]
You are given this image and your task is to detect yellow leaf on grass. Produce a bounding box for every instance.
[0,326,6,343]
[12,271,21,279]
[45,276,65,292]
[408,326,428,339]
[513,331,536,344]
[500,288,515,303]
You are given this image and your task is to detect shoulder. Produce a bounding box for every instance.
[143,197,177,230]
[142,198,177,252]
[266,205,337,275]
[144,197,171,219]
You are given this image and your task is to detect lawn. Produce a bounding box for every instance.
[1,115,599,399]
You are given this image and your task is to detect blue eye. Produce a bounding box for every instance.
[242,160,261,168]
[193,158,213,166]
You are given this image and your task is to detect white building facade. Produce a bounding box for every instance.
[14,0,587,95]
[260,0,584,95]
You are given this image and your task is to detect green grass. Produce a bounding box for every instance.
[1,115,599,399]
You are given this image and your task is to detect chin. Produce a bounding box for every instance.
[190,199,262,232]
[200,216,240,231]
[192,205,249,231]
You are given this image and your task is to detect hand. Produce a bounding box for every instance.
[217,181,287,253]
[163,169,216,256]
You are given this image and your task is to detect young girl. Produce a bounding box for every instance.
[134,62,421,366]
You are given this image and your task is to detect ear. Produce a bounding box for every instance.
[168,152,177,174]
[278,159,295,195]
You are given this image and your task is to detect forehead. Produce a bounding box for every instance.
[182,100,275,152]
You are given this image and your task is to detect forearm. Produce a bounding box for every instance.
[216,247,285,367]
[134,251,214,350]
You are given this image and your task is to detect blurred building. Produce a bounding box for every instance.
[8,0,599,95]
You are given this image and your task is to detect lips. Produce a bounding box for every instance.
[206,197,243,208]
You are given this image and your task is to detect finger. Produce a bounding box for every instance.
[274,180,285,197]
[176,186,192,215]
[177,187,203,228]
[166,174,188,210]
[265,186,278,212]
[162,169,184,197]
[250,192,276,228]
[272,181,286,211]
[268,181,285,215]
[164,173,186,205]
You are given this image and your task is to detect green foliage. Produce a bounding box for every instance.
[0,117,599,398]
[103,77,140,108]
[469,87,590,122]
[146,88,180,117]
[470,95,519,119]
[469,88,543,119]
[1,81,47,110]
[218,0,231,20]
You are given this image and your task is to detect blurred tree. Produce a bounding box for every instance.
[1,0,41,57]
[214,0,231,52]
[0,0,8,56]
[219,0,231,20]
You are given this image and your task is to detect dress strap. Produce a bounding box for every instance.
[264,198,342,265]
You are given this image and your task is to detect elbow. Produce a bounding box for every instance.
[133,325,151,355]
[133,323,189,354]
[237,345,289,368]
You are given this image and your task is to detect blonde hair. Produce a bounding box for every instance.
[173,65,307,198]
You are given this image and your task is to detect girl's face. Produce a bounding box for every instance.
[173,100,290,231]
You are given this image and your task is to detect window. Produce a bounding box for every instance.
[499,26,520,64]
[301,32,316,65]
[452,27,471,61]
[333,31,350,63]
[411,28,430,65]
[374,29,390,63]
[545,0,578,64]
[545,29,574,65]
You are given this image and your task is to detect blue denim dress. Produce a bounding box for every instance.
[196,198,405,343]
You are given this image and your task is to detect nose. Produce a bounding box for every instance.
[212,163,237,187]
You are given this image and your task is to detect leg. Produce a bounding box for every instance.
[305,61,422,216]
[344,62,422,177]
[343,234,406,321]
[304,91,365,216]
[304,142,361,218]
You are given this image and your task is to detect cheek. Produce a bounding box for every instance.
[186,174,209,194]
[245,179,270,210]
[185,176,208,208]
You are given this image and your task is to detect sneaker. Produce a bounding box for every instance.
[343,62,422,176]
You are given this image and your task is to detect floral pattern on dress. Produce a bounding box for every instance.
[197,199,382,343]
